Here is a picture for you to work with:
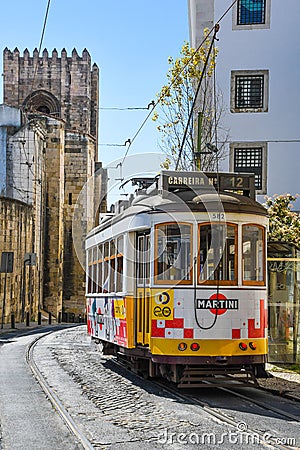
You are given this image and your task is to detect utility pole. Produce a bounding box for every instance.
[195,111,203,171]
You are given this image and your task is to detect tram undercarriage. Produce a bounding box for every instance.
[92,337,269,387]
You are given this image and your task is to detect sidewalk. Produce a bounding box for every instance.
[0,320,82,337]
[267,363,300,380]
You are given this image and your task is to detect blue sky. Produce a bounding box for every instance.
[0,0,189,168]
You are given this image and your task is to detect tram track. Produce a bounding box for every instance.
[148,379,299,450]
[217,385,300,422]
[26,330,95,450]
[111,356,299,450]
[21,327,300,450]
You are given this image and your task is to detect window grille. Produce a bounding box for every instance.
[234,147,263,190]
[235,75,264,109]
[238,0,265,25]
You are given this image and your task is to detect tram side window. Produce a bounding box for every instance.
[97,244,103,293]
[87,248,93,293]
[242,225,265,284]
[102,242,109,293]
[109,240,116,293]
[92,247,98,293]
[199,223,237,284]
[137,234,150,286]
[116,236,124,292]
[155,223,192,283]
[87,247,98,294]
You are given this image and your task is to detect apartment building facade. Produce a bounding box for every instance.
[188,0,300,203]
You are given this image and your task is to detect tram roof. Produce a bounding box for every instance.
[87,172,267,238]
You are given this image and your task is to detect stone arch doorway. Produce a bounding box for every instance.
[23,90,60,117]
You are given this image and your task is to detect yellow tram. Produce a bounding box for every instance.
[86,171,268,385]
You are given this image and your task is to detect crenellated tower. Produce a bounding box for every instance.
[3,47,99,143]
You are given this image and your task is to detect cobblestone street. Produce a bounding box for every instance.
[32,326,300,449]
[0,326,299,449]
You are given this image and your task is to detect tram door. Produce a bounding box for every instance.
[136,232,151,346]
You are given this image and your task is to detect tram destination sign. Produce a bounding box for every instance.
[159,171,255,198]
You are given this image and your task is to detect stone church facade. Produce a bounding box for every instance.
[0,47,105,323]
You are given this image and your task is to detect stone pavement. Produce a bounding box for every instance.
[261,363,300,401]
[1,323,299,401]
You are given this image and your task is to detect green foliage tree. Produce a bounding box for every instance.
[152,30,228,171]
[265,194,300,247]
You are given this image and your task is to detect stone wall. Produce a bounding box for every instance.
[63,131,96,314]
[43,118,65,317]
[0,197,40,324]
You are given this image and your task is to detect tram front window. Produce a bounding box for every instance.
[242,225,265,284]
[155,223,192,283]
[199,223,237,284]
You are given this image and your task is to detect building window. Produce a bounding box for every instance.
[236,75,263,108]
[233,0,270,30]
[231,70,269,113]
[238,0,265,25]
[229,142,267,194]
[234,147,262,190]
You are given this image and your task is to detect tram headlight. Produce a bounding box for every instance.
[190,342,200,351]
[239,342,248,351]
[178,342,187,351]
[249,342,257,350]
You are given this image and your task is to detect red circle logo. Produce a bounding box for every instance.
[209,293,227,315]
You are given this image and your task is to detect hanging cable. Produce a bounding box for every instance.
[193,33,228,330]
[119,1,238,168]
[213,37,219,174]
[213,37,222,317]
[28,0,52,110]
[99,143,128,147]
[100,101,155,111]
[193,257,218,330]
[175,24,219,170]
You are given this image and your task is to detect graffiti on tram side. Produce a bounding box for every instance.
[114,299,126,319]
[87,297,128,346]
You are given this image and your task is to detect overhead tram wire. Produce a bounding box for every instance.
[213,39,223,322]
[13,1,51,207]
[99,139,131,148]
[99,143,128,147]
[27,0,52,110]
[100,101,155,111]
[119,0,238,169]
[190,27,223,330]
[213,36,219,174]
